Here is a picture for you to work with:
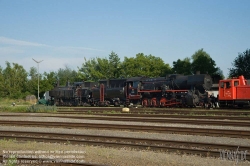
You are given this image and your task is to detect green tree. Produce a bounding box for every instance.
[78,52,122,81]
[56,65,79,86]
[191,49,223,80]
[212,67,225,82]
[121,53,171,77]
[0,66,4,97]
[191,54,218,75]
[26,67,38,96]
[172,57,192,75]
[78,57,100,81]
[228,49,250,79]
[22,67,58,99]
[0,62,28,98]
[39,71,58,96]
[79,52,171,80]
[108,51,122,78]
[191,49,211,61]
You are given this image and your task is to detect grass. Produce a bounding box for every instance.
[0,98,32,106]
[5,155,17,166]
[102,110,121,114]
[0,98,31,112]
[0,98,57,113]
[0,105,29,112]
[0,105,57,113]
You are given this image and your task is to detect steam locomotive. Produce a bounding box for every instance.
[48,73,215,108]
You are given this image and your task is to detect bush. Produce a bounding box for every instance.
[26,105,57,113]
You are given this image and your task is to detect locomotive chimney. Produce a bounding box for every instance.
[239,75,246,85]
[196,71,200,75]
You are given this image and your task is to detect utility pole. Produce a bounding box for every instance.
[32,58,43,102]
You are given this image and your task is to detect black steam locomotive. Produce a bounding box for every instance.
[48,73,214,107]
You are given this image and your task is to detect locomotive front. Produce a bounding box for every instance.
[187,74,213,93]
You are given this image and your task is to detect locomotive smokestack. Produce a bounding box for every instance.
[196,71,200,75]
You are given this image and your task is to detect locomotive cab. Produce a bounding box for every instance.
[124,77,147,106]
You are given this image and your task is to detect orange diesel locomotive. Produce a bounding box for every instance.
[219,75,250,107]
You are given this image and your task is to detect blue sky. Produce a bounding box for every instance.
[0,0,249,77]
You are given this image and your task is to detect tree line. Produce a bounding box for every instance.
[0,48,249,99]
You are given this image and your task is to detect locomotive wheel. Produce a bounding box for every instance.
[142,98,148,107]
[147,99,151,107]
[160,97,167,107]
[151,98,158,107]
[105,101,110,107]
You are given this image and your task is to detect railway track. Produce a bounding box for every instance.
[1,130,249,160]
[0,120,249,139]
[57,107,250,116]
[4,115,250,127]
[3,114,250,127]
[4,114,249,127]
[87,113,250,120]
[3,113,250,121]
[61,116,250,127]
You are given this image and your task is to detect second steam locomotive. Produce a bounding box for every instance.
[49,73,216,108]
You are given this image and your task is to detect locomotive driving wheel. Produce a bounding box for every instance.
[151,98,158,107]
[160,97,167,107]
[142,98,149,107]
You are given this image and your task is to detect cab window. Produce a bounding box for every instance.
[220,82,224,88]
[234,81,239,86]
[133,81,139,88]
[226,82,231,88]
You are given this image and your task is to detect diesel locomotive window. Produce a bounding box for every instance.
[234,81,239,86]
[226,82,231,88]
[220,82,224,88]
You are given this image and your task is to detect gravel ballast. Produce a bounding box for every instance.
[1,115,250,131]
[0,113,249,165]
[0,126,249,147]
[0,140,249,166]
